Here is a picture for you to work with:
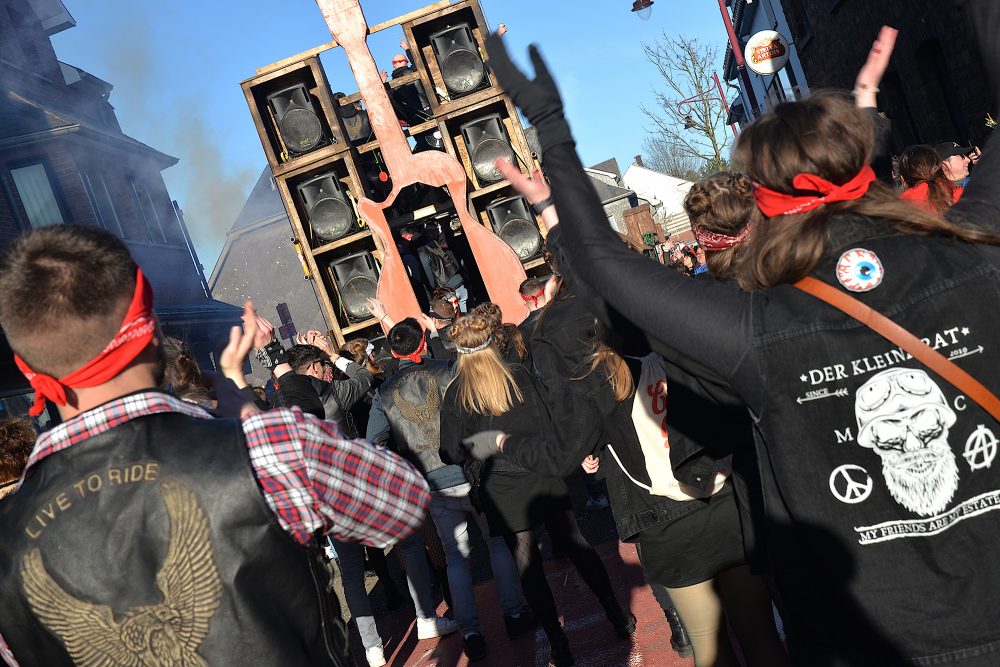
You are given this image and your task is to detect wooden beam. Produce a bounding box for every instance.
[255,0,452,76]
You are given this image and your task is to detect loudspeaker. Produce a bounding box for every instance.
[330,251,379,322]
[429,23,487,97]
[460,114,514,184]
[297,172,355,242]
[485,195,542,261]
[266,83,327,156]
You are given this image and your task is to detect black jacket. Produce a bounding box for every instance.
[275,361,374,437]
[538,55,1000,667]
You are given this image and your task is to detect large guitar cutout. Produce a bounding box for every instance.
[315,0,529,327]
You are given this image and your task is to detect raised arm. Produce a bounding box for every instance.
[486,39,756,400]
[947,0,1000,232]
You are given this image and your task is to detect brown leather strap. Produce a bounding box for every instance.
[794,276,1000,423]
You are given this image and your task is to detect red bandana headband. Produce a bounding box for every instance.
[520,288,545,307]
[390,331,427,364]
[753,165,876,217]
[15,268,156,416]
[692,221,755,252]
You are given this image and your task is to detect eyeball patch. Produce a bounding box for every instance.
[836,248,884,292]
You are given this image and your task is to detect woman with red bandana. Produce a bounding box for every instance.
[484,7,1000,665]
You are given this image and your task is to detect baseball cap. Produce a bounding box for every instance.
[933,142,971,160]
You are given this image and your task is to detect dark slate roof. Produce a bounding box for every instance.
[589,157,622,180]
[231,166,286,231]
[0,90,177,167]
[586,173,635,205]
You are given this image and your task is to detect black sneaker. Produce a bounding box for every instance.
[504,609,537,639]
[463,633,488,662]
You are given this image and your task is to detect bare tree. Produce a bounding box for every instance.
[642,136,701,181]
[641,34,733,175]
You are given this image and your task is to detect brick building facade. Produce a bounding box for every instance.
[778,0,992,152]
[0,0,240,415]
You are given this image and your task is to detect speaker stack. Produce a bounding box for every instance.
[242,0,546,348]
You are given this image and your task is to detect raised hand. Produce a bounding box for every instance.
[220,301,258,390]
[496,23,507,38]
[367,297,387,321]
[306,330,336,357]
[253,314,276,350]
[485,35,571,151]
[854,25,897,108]
[416,311,438,334]
[496,160,549,204]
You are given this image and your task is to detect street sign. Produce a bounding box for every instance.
[745,29,790,75]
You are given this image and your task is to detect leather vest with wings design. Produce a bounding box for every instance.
[380,360,453,475]
[0,412,348,666]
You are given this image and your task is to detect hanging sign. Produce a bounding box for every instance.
[744,30,790,75]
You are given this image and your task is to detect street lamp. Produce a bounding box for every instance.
[631,0,654,20]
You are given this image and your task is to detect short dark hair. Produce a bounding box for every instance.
[287,344,328,373]
[388,318,424,355]
[0,417,35,483]
[519,278,544,297]
[429,297,455,321]
[0,225,136,377]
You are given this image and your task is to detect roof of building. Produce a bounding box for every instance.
[589,157,622,180]
[0,90,178,168]
[231,166,286,232]
[586,172,636,205]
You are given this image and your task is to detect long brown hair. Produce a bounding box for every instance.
[342,337,383,376]
[471,302,527,363]
[683,171,757,281]
[898,144,959,214]
[449,314,524,416]
[733,91,1000,291]
[586,344,634,402]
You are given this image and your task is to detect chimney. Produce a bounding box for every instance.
[634,155,644,167]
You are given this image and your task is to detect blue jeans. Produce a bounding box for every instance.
[335,534,441,650]
[428,485,523,635]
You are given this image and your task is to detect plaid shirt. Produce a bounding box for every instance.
[1,391,430,665]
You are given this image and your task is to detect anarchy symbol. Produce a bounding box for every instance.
[829,464,873,504]
[964,425,997,471]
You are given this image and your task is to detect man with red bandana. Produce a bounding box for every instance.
[0,225,430,667]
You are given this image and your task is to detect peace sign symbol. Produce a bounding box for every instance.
[829,464,873,504]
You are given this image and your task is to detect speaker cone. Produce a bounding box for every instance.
[441,49,486,95]
[471,137,514,183]
[310,197,354,242]
[280,107,324,155]
[341,275,378,321]
[498,218,542,260]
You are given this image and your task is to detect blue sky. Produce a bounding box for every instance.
[50,0,726,267]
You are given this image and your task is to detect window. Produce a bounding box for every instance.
[79,170,124,236]
[130,178,167,244]
[10,163,65,227]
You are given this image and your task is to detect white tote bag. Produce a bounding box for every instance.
[606,354,731,501]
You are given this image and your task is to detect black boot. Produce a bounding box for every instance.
[548,630,575,667]
[600,596,637,639]
[664,605,694,658]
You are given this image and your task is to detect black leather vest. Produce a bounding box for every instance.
[0,411,349,666]
[380,360,453,475]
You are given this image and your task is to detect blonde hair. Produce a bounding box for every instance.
[449,314,523,416]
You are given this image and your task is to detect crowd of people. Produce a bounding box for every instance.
[3,3,1000,667]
